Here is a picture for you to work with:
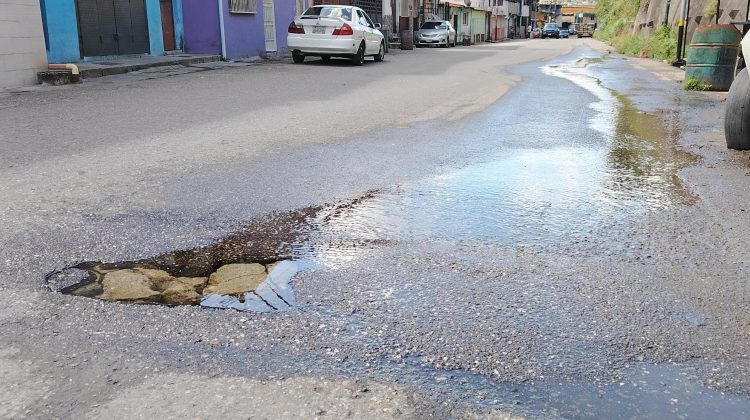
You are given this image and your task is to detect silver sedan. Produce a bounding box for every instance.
[415,21,457,48]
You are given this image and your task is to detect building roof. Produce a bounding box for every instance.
[439,0,491,10]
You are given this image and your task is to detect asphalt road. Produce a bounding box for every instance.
[2,39,750,419]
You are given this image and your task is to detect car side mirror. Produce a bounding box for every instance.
[374,23,382,29]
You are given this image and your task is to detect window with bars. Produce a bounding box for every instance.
[229,0,257,13]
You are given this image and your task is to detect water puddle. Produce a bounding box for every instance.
[49,52,698,309]
[522,364,750,419]
[288,57,697,266]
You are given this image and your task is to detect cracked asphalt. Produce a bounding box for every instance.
[1,38,750,419]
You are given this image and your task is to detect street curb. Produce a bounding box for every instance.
[37,55,223,85]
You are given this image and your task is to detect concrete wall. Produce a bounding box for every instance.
[183,0,222,55]
[183,0,304,59]
[223,1,266,58]
[0,0,47,89]
[147,0,165,55]
[41,0,180,63]
[172,0,185,50]
[40,0,79,63]
[634,0,748,42]
[274,0,299,53]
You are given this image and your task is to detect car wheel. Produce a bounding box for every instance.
[351,42,365,66]
[321,55,331,63]
[292,51,304,64]
[725,68,750,150]
[374,42,385,62]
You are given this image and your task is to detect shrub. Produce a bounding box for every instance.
[683,77,712,90]
[595,0,641,41]
[609,25,678,62]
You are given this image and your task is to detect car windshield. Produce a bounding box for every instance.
[543,24,558,30]
[302,6,352,21]
[421,22,446,30]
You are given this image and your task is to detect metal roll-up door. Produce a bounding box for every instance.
[76,0,150,57]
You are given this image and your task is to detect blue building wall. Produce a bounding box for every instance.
[40,0,80,63]
[41,0,184,63]
[172,0,185,50]
[146,0,164,55]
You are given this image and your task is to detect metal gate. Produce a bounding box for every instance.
[263,0,277,52]
[76,0,150,57]
[352,0,382,24]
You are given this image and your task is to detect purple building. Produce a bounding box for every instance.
[183,0,306,59]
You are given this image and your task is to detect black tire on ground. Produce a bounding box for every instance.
[374,42,385,62]
[351,42,365,66]
[321,55,331,63]
[292,51,304,64]
[725,68,750,150]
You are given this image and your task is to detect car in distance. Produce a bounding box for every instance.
[415,20,457,47]
[568,25,577,36]
[559,28,570,38]
[530,28,542,39]
[287,5,385,65]
[541,23,560,39]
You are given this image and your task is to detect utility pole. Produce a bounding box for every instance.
[673,0,687,66]
[683,0,691,60]
[716,0,720,23]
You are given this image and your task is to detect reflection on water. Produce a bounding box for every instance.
[293,57,697,268]
[516,363,750,419]
[606,92,697,209]
[52,54,700,284]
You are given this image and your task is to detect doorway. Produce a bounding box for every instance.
[76,0,151,57]
[160,0,175,51]
[263,0,277,53]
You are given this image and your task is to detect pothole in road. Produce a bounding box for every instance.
[47,261,298,312]
[45,198,389,311]
[45,208,324,312]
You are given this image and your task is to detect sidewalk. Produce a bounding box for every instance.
[38,53,222,84]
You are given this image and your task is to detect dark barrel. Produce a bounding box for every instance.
[685,24,743,91]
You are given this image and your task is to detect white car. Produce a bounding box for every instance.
[287,5,385,65]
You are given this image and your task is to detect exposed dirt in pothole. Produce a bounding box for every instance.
[44,207,322,311]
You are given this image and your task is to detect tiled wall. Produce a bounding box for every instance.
[0,0,47,89]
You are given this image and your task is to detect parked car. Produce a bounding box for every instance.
[559,28,570,38]
[568,25,577,36]
[287,5,385,65]
[415,20,457,47]
[530,28,542,39]
[541,23,560,39]
[724,31,750,149]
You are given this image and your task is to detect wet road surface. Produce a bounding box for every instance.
[3,43,750,418]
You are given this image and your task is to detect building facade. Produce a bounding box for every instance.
[1,0,48,89]
[438,0,491,43]
[40,0,184,63]
[183,0,305,59]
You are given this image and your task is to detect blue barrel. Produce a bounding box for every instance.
[685,24,743,91]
